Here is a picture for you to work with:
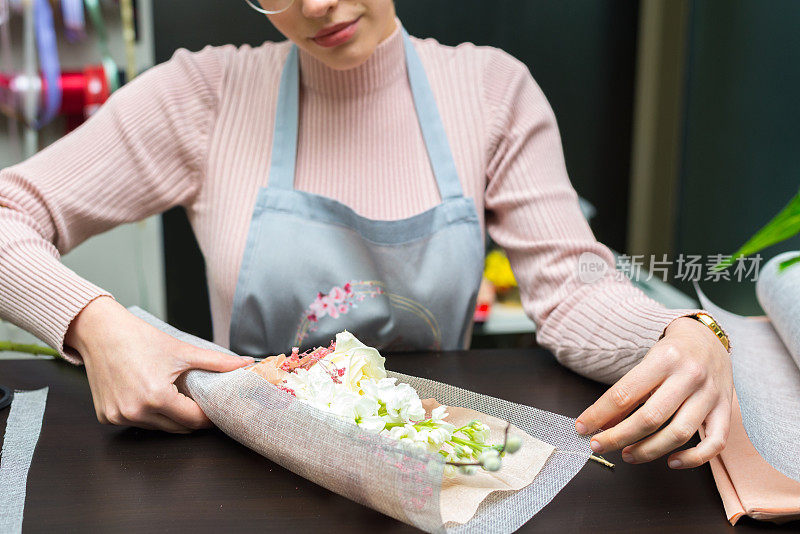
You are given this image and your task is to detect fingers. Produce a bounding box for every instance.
[666,400,731,469]
[621,391,717,464]
[184,347,254,373]
[93,376,209,433]
[157,385,213,430]
[140,413,193,434]
[576,356,667,436]
[101,404,193,433]
[599,390,653,430]
[589,376,693,454]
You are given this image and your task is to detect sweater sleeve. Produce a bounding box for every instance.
[481,50,704,384]
[0,44,229,362]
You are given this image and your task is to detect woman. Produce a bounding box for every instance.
[0,0,732,469]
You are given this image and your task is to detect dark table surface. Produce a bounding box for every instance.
[1,349,797,533]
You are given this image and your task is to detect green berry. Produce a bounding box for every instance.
[505,434,523,454]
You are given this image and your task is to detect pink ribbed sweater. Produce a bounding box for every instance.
[0,24,701,383]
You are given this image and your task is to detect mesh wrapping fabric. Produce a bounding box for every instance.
[0,388,49,534]
[696,252,800,482]
[130,307,590,532]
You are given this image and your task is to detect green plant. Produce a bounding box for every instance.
[0,341,59,357]
[714,187,800,272]
[0,319,60,357]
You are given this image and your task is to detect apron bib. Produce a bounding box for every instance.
[229,29,483,356]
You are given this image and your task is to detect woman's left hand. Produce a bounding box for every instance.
[575,316,733,469]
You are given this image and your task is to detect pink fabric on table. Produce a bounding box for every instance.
[0,21,701,377]
[704,393,800,524]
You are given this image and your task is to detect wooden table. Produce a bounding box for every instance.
[1,349,796,533]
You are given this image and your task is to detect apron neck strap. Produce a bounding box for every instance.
[267,28,465,200]
[267,45,301,191]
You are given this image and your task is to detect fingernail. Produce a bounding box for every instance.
[243,357,255,364]
[622,452,634,463]
[668,459,682,469]
[590,440,603,453]
[575,421,587,435]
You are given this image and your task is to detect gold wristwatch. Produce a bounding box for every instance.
[689,312,730,352]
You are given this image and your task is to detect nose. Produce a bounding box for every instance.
[301,0,338,18]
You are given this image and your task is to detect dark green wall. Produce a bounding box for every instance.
[677,0,800,313]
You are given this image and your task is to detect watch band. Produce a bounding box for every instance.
[690,312,731,352]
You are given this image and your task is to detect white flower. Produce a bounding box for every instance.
[325,389,362,419]
[360,377,398,404]
[465,421,490,444]
[326,331,387,393]
[473,422,491,443]
[426,426,453,447]
[277,331,505,472]
[384,424,417,441]
[430,405,448,422]
[383,382,426,423]
[352,396,384,432]
[452,444,472,459]
[354,395,379,418]
[356,416,386,433]
[283,367,328,401]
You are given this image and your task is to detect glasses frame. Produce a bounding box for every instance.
[244,0,295,15]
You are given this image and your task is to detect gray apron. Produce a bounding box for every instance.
[229,29,483,356]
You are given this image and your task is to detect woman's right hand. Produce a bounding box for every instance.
[65,296,253,433]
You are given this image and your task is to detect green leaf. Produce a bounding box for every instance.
[714,187,800,271]
[779,253,800,271]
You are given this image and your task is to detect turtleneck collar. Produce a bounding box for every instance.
[298,18,406,98]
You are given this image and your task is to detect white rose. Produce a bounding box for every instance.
[326,331,387,393]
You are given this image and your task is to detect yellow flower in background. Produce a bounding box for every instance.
[483,249,517,289]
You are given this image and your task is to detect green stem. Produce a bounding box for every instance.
[384,418,441,431]
[0,341,59,357]
[450,436,485,453]
[383,421,405,430]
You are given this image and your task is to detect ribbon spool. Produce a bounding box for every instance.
[33,0,63,128]
[0,67,109,131]
[61,0,86,42]
[83,0,120,93]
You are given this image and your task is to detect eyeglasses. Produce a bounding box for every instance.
[244,0,295,15]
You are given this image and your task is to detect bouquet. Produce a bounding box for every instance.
[129,307,592,533]
[249,331,526,476]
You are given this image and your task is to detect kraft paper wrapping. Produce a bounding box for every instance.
[421,400,555,525]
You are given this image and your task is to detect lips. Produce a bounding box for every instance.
[310,16,361,48]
